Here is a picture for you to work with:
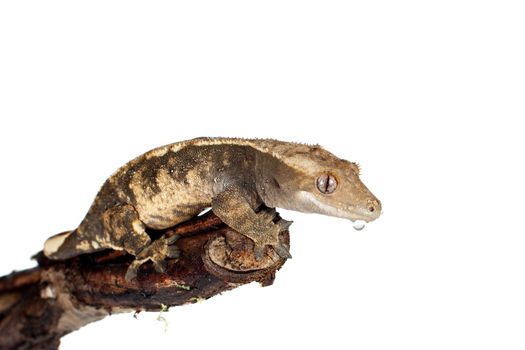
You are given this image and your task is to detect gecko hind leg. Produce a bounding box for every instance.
[125,234,181,281]
[100,204,180,281]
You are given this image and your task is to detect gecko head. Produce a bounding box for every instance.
[257,144,382,223]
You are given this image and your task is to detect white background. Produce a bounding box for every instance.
[1,1,524,349]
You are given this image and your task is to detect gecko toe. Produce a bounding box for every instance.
[167,245,180,259]
[254,243,291,261]
[254,244,266,261]
[125,262,140,282]
[277,219,293,231]
[166,234,180,245]
[153,260,167,273]
[274,243,292,259]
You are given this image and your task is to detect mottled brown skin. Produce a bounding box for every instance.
[44,137,382,280]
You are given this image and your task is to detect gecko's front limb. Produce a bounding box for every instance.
[212,186,292,260]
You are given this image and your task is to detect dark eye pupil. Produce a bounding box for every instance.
[317,174,337,193]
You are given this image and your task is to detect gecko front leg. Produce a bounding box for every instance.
[212,187,292,260]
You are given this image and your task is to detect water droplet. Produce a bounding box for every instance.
[353,220,366,231]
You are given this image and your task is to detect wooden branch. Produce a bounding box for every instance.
[0,211,290,350]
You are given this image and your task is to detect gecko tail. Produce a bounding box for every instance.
[43,230,78,259]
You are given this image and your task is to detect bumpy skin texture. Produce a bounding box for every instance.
[44,137,382,280]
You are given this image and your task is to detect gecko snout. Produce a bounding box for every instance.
[366,199,382,219]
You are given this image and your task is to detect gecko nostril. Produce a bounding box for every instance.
[367,199,381,214]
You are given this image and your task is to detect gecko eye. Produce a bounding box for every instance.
[316,174,338,194]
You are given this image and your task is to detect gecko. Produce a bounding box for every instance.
[43,137,382,280]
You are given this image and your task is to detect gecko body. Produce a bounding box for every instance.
[44,137,381,280]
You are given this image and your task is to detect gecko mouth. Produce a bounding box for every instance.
[345,203,383,231]
[297,191,380,229]
[347,207,379,222]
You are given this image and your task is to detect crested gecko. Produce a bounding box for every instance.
[44,137,382,280]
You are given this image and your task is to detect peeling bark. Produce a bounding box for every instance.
[0,211,290,350]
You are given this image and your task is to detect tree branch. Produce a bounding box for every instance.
[0,211,290,350]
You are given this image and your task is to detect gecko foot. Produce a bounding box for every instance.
[253,218,293,261]
[124,235,181,281]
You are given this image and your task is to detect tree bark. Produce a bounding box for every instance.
[0,211,290,350]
